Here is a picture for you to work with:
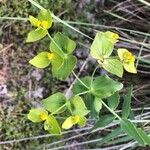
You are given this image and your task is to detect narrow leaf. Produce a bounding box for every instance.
[122,86,133,118]
[91,114,115,131]
[121,119,145,145]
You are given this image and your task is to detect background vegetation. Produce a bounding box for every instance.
[0,0,150,149]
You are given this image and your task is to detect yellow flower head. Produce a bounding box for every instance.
[118,48,137,73]
[39,111,48,121]
[41,21,49,29]
[36,20,41,27]
[47,52,54,60]
[36,20,49,29]
[106,31,119,43]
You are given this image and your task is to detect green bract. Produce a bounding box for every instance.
[29,32,77,80]
[50,32,77,80]
[26,9,52,42]
[29,52,51,68]
[73,75,123,99]
[44,115,61,135]
[90,31,124,77]
[42,92,67,114]
[72,75,123,118]
[27,108,48,122]
[67,96,90,116]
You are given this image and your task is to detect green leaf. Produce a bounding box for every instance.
[50,32,76,56]
[122,86,132,118]
[44,115,61,135]
[29,52,50,68]
[27,108,48,122]
[68,96,90,116]
[98,127,122,146]
[72,76,91,94]
[90,32,114,60]
[52,55,77,80]
[83,94,97,118]
[137,128,150,145]
[29,15,39,27]
[92,75,123,99]
[121,119,145,145]
[107,92,120,110]
[26,28,47,42]
[42,92,67,114]
[38,9,52,29]
[91,114,115,131]
[78,116,87,127]
[101,58,123,77]
[93,97,102,118]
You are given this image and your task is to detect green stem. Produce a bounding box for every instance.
[91,65,99,87]
[51,103,67,115]
[72,71,90,90]
[76,90,91,96]
[47,32,64,56]
[101,101,122,121]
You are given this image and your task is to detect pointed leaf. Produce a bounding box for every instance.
[101,58,123,77]
[26,28,47,42]
[68,96,89,116]
[52,55,77,80]
[98,127,122,146]
[42,92,67,114]
[72,76,91,94]
[121,119,145,145]
[122,86,132,118]
[107,92,120,110]
[29,52,50,68]
[90,32,115,60]
[50,32,76,56]
[29,15,39,27]
[91,114,115,131]
[44,115,61,135]
[92,75,123,98]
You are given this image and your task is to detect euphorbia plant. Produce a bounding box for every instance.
[26,8,150,146]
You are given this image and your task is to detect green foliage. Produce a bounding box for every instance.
[67,96,90,116]
[91,75,123,98]
[90,31,124,77]
[28,108,48,122]
[23,5,149,147]
[107,92,120,110]
[50,32,76,55]
[91,114,115,131]
[26,28,48,42]
[27,9,52,42]
[42,92,67,114]
[52,55,77,80]
[29,51,50,68]
[50,32,77,80]
[101,58,123,77]
[122,86,132,118]
[90,32,115,60]
[121,119,150,146]
[44,115,61,135]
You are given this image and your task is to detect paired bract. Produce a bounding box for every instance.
[90,31,137,77]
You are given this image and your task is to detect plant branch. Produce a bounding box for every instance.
[101,101,122,121]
